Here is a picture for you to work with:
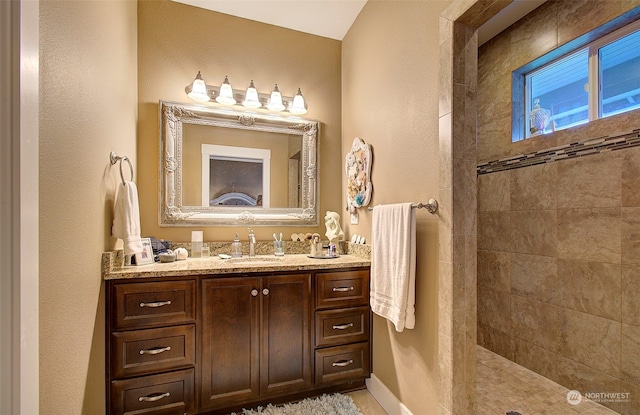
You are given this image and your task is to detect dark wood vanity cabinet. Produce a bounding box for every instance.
[107,280,197,415]
[106,267,370,415]
[199,274,311,412]
[314,270,371,385]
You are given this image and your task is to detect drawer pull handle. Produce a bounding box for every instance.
[332,359,354,367]
[332,322,354,330]
[251,289,259,297]
[139,300,172,308]
[332,287,354,292]
[139,346,172,355]
[138,392,170,402]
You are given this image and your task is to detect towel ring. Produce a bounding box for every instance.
[110,151,134,185]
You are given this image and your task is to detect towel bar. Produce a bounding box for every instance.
[367,199,438,214]
[110,151,134,185]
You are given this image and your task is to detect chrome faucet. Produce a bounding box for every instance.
[247,228,256,257]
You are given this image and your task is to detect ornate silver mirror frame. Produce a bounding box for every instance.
[159,100,319,226]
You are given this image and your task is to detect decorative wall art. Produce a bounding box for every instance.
[345,137,372,224]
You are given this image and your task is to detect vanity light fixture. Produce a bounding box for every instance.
[289,88,308,115]
[216,75,236,105]
[267,84,286,111]
[242,80,262,108]
[186,71,210,102]
[185,72,309,115]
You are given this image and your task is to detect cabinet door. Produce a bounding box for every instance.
[261,273,312,396]
[200,277,260,411]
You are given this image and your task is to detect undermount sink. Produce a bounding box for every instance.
[226,256,285,263]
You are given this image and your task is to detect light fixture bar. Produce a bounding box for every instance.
[184,72,307,114]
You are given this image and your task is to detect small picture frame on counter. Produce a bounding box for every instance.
[134,238,154,265]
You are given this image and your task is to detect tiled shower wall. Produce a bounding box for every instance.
[478,147,640,414]
[477,1,640,414]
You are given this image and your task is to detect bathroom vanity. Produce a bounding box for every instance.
[103,253,371,415]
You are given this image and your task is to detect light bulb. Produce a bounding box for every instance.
[242,80,262,108]
[289,87,307,115]
[186,71,210,102]
[216,75,236,105]
[267,84,285,111]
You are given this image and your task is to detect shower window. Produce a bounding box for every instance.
[513,19,640,141]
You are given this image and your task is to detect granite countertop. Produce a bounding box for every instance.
[102,242,371,280]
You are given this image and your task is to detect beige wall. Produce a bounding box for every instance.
[137,0,342,242]
[343,1,450,413]
[39,0,138,414]
[477,1,640,413]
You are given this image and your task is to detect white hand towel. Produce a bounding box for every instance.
[112,181,143,256]
[370,203,416,332]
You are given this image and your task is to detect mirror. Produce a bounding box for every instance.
[159,100,319,226]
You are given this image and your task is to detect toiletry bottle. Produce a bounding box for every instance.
[231,233,242,258]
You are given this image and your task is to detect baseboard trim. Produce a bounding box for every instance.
[366,374,414,415]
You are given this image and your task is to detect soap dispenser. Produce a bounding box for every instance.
[231,233,243,258]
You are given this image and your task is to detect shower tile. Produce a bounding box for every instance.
[557,0,626,46]
[439,187,452,263]
[511,253,558,304]
[453,157,477,236]
[478,211,511,252]
[511,210,557,256]
[622,266,640,326]
[558,208,621,264]
[620,380,640,415]
[556,259,621,321]
[557,152,622,209]
[513,338,559,383]
[478,170,510,212]
[622,208,640,266]
[478,346,620,415]
[453,235,467,310]
[511,295,561,353]
[621,323,640,385]
[557,356,622,413]
[439,261,453,337]
[439,28,452,118]
[509,0,558,69]
[478,249,510,293]
[478,323,514,360]
[478,286,510,333]
[622,146,640,207]
[453,84,477,162]
[511,162,557,211]
[558,309,621,378]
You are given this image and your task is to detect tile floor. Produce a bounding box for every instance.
[350,346,620,415]
[477,346,618,415]
[348,389,388,415]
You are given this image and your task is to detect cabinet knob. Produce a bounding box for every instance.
[262,288,269,296]
[251,289,259,297]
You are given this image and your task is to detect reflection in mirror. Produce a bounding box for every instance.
[159,101,319,226]
[201,144,269,207]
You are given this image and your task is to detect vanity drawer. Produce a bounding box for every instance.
[314,342,370,385]
[316,270,369,309]
[111,368,194,415]
[111,325,195,379]
[315,306,370,347]
[113,280,196,330]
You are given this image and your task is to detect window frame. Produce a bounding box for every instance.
[515,18,640,141]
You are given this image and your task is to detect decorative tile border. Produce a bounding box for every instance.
[477,129,640,175]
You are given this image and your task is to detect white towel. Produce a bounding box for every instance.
[112,181,143,256]
[370,203,416,332]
